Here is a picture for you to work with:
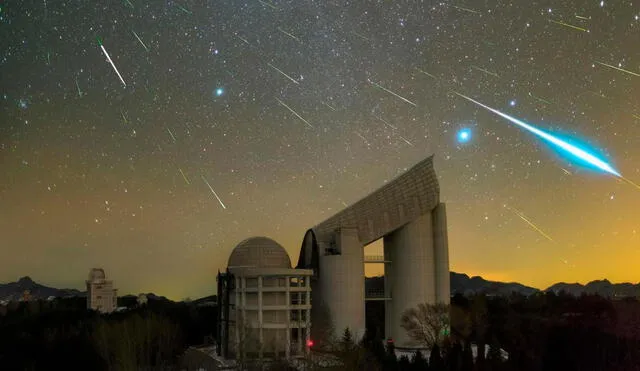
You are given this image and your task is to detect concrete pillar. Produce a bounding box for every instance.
[285,276,291,359]
[433,203,450,304]
[384,212,436,347]
[317,228,365,341]
[258,276,263,359]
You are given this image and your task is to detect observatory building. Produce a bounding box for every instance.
[86,268,118,313]
[217,155,450,358]
[217,237,313,360]
[297,155,450,348]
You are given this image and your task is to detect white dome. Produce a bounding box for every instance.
[228,237,291,269]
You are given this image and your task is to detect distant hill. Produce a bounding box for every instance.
[546,279,640,298]
[0,276,84,302]
[449,272,539,296]
[2,274,638,304]
[364,272,539,296]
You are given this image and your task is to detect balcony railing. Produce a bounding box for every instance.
[365,288,391,300]
[364,255,391,263]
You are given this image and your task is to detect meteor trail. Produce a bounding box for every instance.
[275,98,313,128]
[75,76,83,97]
[267,62,299,84]
[277,27,301,43]
[368,79,417,106]
[398,134,414,146]
[414,67,438,79]
[258,0,277,9]
[450,4,481,14]
[376,116,397,130]
[594,61,640,78]
[550,19,589,32]
[166,127,177,143]
[506,206,555,243]
[322,101,336,111]
[201,175,226,209]
[454,92,622,177]
[471,65,499,77]
[97,37,126,87]
[178,168,191,185]
[132,30,149,51]
[575,15,590,20]
[528,91,553,105]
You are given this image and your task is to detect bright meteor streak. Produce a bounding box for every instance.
[506,206,555,243]
[454,92,622,177]
[594,61,640,78]
[201,175,226,210]
[97,38,126,87]
[368,79,417,106]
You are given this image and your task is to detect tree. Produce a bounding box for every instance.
[398,354,411,369]
[311,300,336,351]
[470,295,489,364]
[383,339,398,371]
[400,303,450,349]
[429,343,444,371]
[411,350,429,371]
[340,327,355,353]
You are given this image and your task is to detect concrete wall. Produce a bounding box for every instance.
[432,203,450,304]
[317,228,365,340]
[384,212,436,347]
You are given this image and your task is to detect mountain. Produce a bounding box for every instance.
[546,279,640,298]
[449,272,539,296]
[0,276,84,302]
[365,272,539,296]
[2,274,638,304]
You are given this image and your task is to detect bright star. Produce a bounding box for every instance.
[509,100,516,107]
[457,128,472,144]
[215,88,224,97]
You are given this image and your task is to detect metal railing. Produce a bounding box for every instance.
[365,289,391,299]
[364,255,390,262]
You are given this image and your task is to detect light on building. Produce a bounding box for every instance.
[306,339,314,348]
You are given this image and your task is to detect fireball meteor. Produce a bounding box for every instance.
[454,92,622,178]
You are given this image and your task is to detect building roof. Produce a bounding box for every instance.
[228,237,292,269]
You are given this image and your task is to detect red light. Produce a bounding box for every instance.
[306,339,314,347]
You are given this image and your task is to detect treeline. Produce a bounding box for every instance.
[363,292,640,371]
[0,297,217,370]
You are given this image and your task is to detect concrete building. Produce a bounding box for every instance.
[297,155,450,348]
[86,268,118,313]
[217,237,313,360]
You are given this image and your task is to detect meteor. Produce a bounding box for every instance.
[267,62,299,84]
[454,92,622,177]
[550,19,589,32]
[368,79,417,106]
[132,30,149,51]
[595,61,640,78]
[178,168,191,185]
[201,175,226,210]
[97,37,126,87]
[471,65,499,78]
[506,205,555,243]
[275,98,313,128]
[414,67,438,79]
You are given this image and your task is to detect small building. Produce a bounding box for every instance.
[86,268,118,313]
[217,237,313,361]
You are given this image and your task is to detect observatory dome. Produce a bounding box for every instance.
[88,268,106,281]
[228,237,291,269]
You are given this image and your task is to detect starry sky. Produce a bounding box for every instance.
[1,0,639,300]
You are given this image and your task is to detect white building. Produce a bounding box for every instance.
[217,237,313,361]
[86,268,118,313]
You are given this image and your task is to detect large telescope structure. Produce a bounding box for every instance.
[296,155,450,347]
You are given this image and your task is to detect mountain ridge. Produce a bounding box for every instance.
[1,273,639,303]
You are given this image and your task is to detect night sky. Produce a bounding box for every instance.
[1,1,639,300]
